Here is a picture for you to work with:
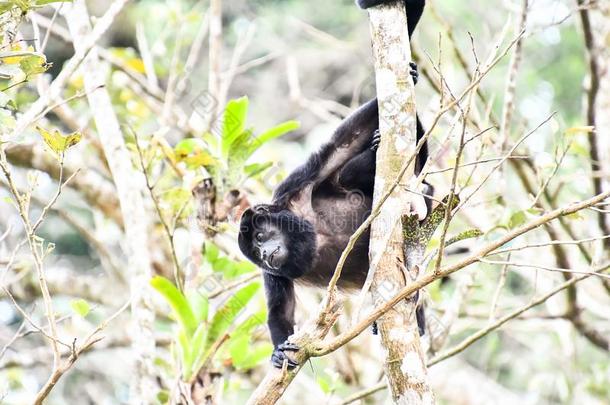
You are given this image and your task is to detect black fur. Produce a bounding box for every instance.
[238,0,430,369]
[357,0,425,37]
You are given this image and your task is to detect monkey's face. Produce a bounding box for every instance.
[238,205,316,279]
[252,221,288,271]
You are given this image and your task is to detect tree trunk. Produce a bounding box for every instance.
[366,3,434,404]
[65,2,157,403]
[580,1,610,251]
[591,4,610,247]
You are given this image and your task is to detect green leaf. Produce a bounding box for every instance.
[19,54,49,77]
[184,323,208,379]
[176,328,191,375]
[174,138,215,169]
[508,210,527,229]
[565,125,594,135]
[0,50,48,79]
[0,3,16,13]
[227,261,257,278]
[33,0,74,6]
[209,256,256,279]
[204,242,220,263]
[206,282,260,347]
[0,50,43,64]
[566,212,584,221]
[156,390,170,404]
[228,334,249,365]
[232,310,267,336]
[70,299,90,317]
[317,376,332,394]
[235,343,273,370]
[13,0,29,8]
[174,138,202,155]
[187,292,209,324]
[150,276,198,336]
[228,129,253,157]
[36,126,82,156]
[243,162,273,179]
[226,130,256,178]
[161,187,192,217]
[254,120,299,147]
[205,242,256,278]
[221,97,249,158]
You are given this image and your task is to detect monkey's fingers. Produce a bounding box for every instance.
[278,341,300,352]
[409,61,419,85]
[271,348,298,369]
[370,129,381,151]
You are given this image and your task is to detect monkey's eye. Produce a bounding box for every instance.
[255,232,264,242]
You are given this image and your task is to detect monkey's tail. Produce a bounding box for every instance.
[416,302,426,336]
[371,294,426,336]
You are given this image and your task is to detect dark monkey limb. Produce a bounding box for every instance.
[238,0,431,368]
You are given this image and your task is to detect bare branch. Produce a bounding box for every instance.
[428,261,610,365]
[11,0,130,138]
[65,2,157,402]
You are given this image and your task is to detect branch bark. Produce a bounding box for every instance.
[4,144,123,226]
[65,1,157,403]
[577,0,610,253]
[10,0,128,138]
[365,3,433,403]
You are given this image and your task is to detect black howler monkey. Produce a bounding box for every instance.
[238,0,431,368]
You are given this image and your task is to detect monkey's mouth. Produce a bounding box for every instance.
[264,247,282,270]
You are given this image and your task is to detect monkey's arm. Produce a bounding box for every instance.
[273,99,379,205]
[263,273,299,368]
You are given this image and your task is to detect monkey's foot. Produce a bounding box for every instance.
[410,61,419,85]
[371,129,381,151]
[271,341,300,369]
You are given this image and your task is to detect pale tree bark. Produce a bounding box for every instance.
[578,0,610,253]
[366,3,434,404]
[65,1,157,403]
[205,0,223,130]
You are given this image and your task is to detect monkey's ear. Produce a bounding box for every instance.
[238,208,256,254]
[254,205,270,214]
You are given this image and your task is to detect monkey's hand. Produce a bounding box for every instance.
[370,130,381,151]
[410,61,419,85]
[271,341,300,369]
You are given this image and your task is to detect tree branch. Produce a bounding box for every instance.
[65,1,157,402]
[364,3,433,402]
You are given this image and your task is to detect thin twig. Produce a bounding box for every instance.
[317,190,610,356]
[336,381,386,405]
[490,234,610,256]
[11,0,130,137]
[428,261,610,366]
[499,0,529,151]
[479,258,610,281]
[132,129,183,291]
[428,156,529,174]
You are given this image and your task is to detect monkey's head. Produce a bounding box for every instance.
[238,204,316,279]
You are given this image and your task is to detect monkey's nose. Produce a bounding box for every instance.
[261,249,268,260]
